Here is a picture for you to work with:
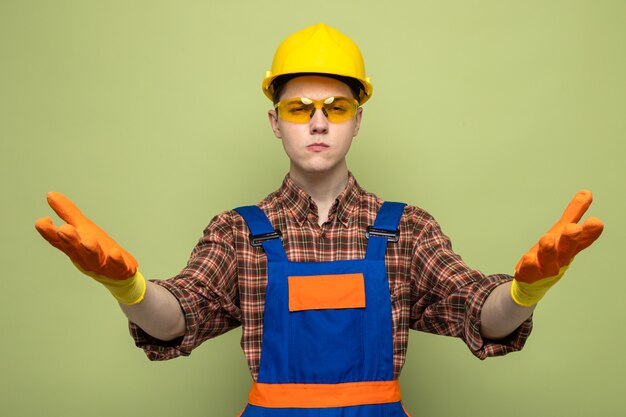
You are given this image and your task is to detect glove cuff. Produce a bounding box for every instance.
[91,270,147,305]
[73,263,147,305]
[511,265,569,307]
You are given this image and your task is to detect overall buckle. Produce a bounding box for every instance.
[250,230,283,247]
[366,226,400,242]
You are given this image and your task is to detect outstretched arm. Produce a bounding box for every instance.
[480,190,604,339]
[119,281,185,341]
[35,192,184,341]
[480,281,535,339]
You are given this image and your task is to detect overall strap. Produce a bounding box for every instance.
[234,206,288,262]
[365,202,407,260]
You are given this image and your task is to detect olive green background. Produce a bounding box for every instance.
[1,1,625,416]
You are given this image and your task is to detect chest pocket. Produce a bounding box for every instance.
[288,273,366,311]
[288,273,367,383]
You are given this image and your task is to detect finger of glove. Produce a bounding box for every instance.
[56,224,89,266]
[48,192,121,252]
[515,252,543,283]
[557,223,582,266]
[104,247,136,280]
[79,234,107,272]
[46,192,88,227]
[35,217,65,251]
[537,233,559,277]
[549,190,592,234]
[573,217,604,254]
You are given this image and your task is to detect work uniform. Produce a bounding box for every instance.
[129,174,532,413]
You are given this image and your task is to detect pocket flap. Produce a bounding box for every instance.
[288,273,366,312]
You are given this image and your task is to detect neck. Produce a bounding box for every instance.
[289,163,349,223]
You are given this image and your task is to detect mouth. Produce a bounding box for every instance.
[306,142,330,152]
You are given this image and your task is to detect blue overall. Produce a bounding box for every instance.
[235,202,410,417]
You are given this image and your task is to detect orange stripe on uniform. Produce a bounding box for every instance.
[248,380,401,408]
[288,273,366,311]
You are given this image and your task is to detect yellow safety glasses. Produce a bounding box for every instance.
[275,96,359,124]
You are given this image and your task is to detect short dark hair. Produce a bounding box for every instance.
[271,73,363,104]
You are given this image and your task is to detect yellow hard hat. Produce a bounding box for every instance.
[262,23,373,104]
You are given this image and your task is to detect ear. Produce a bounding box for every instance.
[352,107,364,137]
[268,109,282,139]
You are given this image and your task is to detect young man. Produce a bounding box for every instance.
[35,23,603,416]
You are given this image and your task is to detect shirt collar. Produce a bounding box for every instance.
[279,172,361,228]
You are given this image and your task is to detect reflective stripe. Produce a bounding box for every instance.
[288,273,366,311]
[248,380,401,408]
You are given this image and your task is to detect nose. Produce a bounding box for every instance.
[309,108,329,134]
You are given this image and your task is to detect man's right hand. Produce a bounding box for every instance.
[35,192,146,304]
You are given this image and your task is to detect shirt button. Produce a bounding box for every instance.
[320,232,327,239]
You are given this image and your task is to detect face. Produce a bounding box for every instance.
[268,75,363,180]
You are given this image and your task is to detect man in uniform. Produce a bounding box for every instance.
[35,23,603,416]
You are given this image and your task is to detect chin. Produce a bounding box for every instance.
[294,161,344,176]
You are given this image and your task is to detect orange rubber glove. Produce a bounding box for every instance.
[511,190,604,306]
[35,192,146,305]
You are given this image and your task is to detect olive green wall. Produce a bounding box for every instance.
[2,1,625,416]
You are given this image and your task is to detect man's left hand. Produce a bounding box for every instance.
[511,190,604,306]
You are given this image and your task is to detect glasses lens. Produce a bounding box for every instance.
[278,99,314,123]
[276,97,358,123]
[323,97,357,123]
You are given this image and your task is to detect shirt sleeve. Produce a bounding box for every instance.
[409,214,532,359]
[129,211,241,361]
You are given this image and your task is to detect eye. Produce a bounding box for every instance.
[288,106,307,114]
[328,104,348,114]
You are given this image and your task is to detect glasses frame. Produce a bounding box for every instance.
[274,96,359,124]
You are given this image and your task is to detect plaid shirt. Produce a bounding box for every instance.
[130,173,532,379]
